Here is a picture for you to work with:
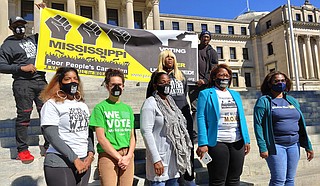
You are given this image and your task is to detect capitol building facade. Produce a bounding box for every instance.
[1,0,320,90]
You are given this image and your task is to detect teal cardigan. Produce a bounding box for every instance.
[197,87,250,147]
[253,93,313,155]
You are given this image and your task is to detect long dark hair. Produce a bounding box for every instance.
[260,71,292,95]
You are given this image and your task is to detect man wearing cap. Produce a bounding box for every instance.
[189,30,218,141]
[0,16,48,164]
[197,30,218,87]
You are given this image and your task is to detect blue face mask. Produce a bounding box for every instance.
[271,82,286,92]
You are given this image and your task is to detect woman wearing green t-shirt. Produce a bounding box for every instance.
[89,68,136,186]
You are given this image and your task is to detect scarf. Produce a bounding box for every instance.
[154,93,193,175]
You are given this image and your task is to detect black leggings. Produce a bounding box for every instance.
[207,140,245,186]
[44,166,91,186]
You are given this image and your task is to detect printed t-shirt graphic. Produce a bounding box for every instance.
[40,99,90,158]
[19,40,37,58]
[215,88,241,143]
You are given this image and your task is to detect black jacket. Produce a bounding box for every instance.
[198,44,218,84]
[0,33,45,80]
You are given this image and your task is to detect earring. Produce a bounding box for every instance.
[56,90,67,100]
[74,91,82,101]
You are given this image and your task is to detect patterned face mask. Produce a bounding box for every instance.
[13,25,26,35]
[157,84,171,96]
[61,82,78,95]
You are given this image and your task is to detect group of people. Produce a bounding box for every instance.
[0,4,315,186]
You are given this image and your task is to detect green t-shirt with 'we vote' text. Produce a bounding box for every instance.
[89,99,134,153]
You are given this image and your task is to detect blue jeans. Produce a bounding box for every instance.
[150,178,179,186]
[266,143,300,186]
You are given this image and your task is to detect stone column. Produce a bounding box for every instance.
[305,35,315,78]
[33,0,42,33]
[294,34,302,78]
[315,37,320,79]
[67,0,76,14]
[98,0,107,23]
[0,0,9,42]
[302,41,309,79]
[126,0,134,29]
[152,0,160,30]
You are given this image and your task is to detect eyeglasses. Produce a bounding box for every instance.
[273,79,286,83]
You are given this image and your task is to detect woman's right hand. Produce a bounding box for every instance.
[196,146,208,159]
[260,151,269,159]
[153,161,164,176]
[74,158,87,174]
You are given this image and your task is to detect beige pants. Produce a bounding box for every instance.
[98,148,134,186]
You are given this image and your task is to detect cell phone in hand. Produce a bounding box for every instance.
[201,152,212,164]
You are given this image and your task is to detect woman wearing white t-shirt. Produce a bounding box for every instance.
[40,67,94,186]
[196,64,250,186]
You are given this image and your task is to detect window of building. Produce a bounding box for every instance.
[267,42,274,55]
[51,3,65,11]
[21,0,34,21]
[230,47,236,59]
[215,25,221,34]
[217,47,223,59]
[172,22,179,30]
[187,23,194,31]
[160,21,164,30]
[228,26,234,35]
[80,6,93,19]
[232,73,239,87]
[107,9,118,26]
[134,11,143,29]
[201,24,208,31]
[241,27,247,35]
[242,48,249,60]
[308,15,313,22]
[296,13,301,21]
[245,73,251,87]
[266,20,272,29]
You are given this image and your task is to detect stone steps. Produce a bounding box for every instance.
[1,84,320,185]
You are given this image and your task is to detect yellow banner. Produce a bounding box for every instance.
[36,8,198,82]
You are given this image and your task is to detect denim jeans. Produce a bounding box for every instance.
[150,178,179,186]
[266,143,300,186]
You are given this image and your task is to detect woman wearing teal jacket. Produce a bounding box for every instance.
[254,71,313,186]
[196,64,250,186]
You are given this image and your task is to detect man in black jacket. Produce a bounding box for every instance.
[0,16,48,164]
[189,30,218,139]
[197,30,218,87]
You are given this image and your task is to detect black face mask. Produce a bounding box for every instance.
[111,84,122,97]
[215,78,230,88]
[13,25,26,35]
[157,84,171,96]
[61,82,78,95]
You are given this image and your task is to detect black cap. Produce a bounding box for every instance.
[9,16,27,26]
[199,30,211,39]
